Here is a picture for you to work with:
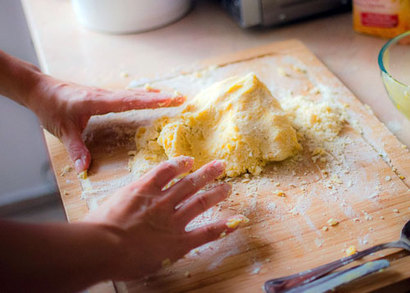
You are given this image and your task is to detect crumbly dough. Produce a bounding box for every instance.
[281,95,345,141]
[144,73,301,177]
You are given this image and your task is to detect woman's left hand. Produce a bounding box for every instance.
[27,75,185,173]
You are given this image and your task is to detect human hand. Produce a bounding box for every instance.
[83,156,241,280]
[27,75,185,173]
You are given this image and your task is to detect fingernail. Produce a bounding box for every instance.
[172,156,194,168]
[225,215,250,229]
[75,155,88,173]
[212,160,226,173]
[74,159,83,173]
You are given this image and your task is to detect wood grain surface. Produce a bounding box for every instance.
[46,40,409,292]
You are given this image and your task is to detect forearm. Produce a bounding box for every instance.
[0,50,44,107]
[0,220,118,292]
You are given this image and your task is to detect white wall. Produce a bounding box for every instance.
[0,0,56,205]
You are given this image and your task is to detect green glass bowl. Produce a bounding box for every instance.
[378,31,410,120]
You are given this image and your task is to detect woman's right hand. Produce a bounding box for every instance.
[84,156,241,281]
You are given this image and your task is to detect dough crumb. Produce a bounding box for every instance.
[78,171,87,179]
[226,215,250,229]
[275,190,286,197]
[345,245,357,256]
[161,258,172,268]
[60,165,72,176]
[327,218,339,226]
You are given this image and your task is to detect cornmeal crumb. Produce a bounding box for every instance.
[144,83,154,91]
[173,90,182,98]
[161,258,171,268]
[78,171,87,179]
[399,175,405,180]
[219,231,227,238]
[226,215,250,229]
[345,245,357,256]
[60,165,72,177]
[277,67,290,77]
[327,218,339,226]
[275,190,286,197]
[291,65,307,74]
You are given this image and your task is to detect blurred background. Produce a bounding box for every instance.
[0,0,65,222]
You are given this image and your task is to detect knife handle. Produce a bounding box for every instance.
[264,241,402,293]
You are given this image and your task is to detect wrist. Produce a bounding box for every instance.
[0,50,44,107]
[24,73,55,114]
[76,222,124,282]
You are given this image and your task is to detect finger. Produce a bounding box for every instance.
[185,217,241,249]
[90,89,186,115]
[138,156,194,192]
[163,160,226,206]
[174,183,231,226]
[61,129,91,173]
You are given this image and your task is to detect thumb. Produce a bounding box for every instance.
[61,129,91,173]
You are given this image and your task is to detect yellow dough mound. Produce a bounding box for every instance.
[155,73,301,177]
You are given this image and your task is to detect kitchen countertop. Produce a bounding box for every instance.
[20,0,410,292]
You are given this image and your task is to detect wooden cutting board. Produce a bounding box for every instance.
[46,40,409,292]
